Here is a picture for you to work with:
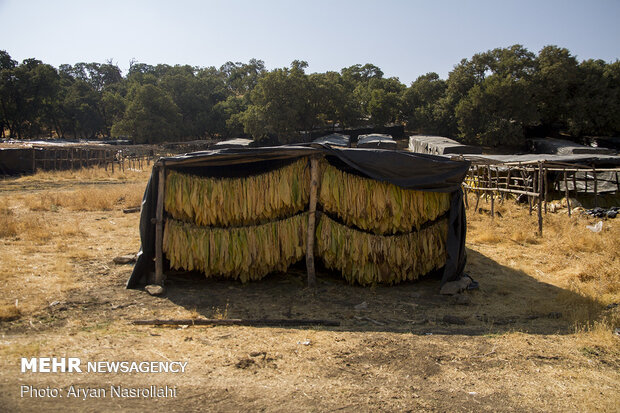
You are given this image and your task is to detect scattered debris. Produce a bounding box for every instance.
[583,206,618,219]
[440,276,472,295]
[144,284,165,296]
[113,254,137,264]
[122,206,141,214]
[354,301,368,310]
[354,315,386,326]
[586,221,603,233]
[297,340,311,346]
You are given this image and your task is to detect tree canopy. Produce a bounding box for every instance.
[1,46,619,145]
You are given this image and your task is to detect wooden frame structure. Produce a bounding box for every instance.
[463,159,620,235]
[151,157,322,288]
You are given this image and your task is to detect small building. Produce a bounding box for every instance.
[408,135,482,156]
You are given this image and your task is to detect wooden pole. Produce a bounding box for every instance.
[543,166,548,214]
[154,165,166,285]
[306,157,319,288]
[488,166,494,219]
[131,318,340,327]
[593,165,598,207]
[31,149,36,173]
[564,170,571,217]
[538,161,543,236]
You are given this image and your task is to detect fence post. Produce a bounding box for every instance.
[306,156,319,288]
[564,170,571,217]
[538,161,543,236]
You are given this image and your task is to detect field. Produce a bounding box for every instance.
[0,166,618,412]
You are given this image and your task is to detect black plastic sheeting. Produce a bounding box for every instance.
[127,144,470,288]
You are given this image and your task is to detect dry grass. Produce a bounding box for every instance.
[22,183,145,212]
[0,171,618,412]
[0,199,18,238]
[467,199,620,330]
[0,303,20,321]
[12,164,150,183]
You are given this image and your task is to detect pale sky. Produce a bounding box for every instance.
[1,0,619,85]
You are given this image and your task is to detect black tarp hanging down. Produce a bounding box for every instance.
[127,144,470,289]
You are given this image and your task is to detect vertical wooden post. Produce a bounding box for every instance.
[488,166,494,219]
[306,157,319,288]
[32,149,36,173]
[592,165,598,207]
[616,171,619,193]
[564,170,571,217]
[537,162,543,236]
[543,166,548,214]
[154,165,165,285]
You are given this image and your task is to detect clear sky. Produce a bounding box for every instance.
[1,0,619,85]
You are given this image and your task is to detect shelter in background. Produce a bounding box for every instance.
[529,137,616,155]
[409,135,482,156]
[356,134,398,149]
[212,138,254,149]
[127,145,470,290]
[312,133,350,147]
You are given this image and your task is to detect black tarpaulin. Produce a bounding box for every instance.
[127,144,470,288]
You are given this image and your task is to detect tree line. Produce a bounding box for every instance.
[1,45,619,146]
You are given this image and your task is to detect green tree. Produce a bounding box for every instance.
[534,45,579,133]
[448,45,539,146]
[112,83,181,143]
[402,72,447,134]
[239,61,313,143]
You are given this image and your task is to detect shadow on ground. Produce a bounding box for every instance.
[158,248,604,336]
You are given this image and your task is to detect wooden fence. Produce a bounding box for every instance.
[463,160,620,235]
[31,146,154,173]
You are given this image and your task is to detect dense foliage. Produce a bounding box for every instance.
[1,45,619,145]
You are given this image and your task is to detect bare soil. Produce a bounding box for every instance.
[0,169,618,412]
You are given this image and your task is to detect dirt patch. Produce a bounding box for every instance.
[0,169,618,412]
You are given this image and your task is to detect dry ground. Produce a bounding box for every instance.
[0,166,618,412]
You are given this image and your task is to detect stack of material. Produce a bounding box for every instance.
[319,160,451,234]
[529,137,615,155]
[316,159,451,285]
[212,138,254,149]
[313,133,350,147]
[408,135,482,155]
[163,157,310,281]
[316,215,448,285]
[164,158,310,227]
[356,134,398,149]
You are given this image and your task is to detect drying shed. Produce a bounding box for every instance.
[409,135,483,156]
[127,145,470,289]
[529,138,616,155]
[313,133,350,147]
[356,134,398,149]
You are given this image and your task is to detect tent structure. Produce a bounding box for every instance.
[356,134,398,149]
[409,135,483,156]
[529,138,616,156]
[313,133,350,147]
[127,144,470,289]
